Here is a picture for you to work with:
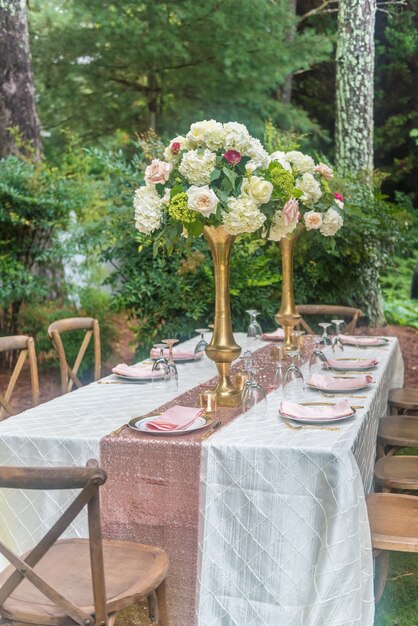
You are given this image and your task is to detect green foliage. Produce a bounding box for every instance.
[375,552,418,625]
[381,257,418,330]
[29,0,332,149]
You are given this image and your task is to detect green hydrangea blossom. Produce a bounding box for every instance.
[269,166,295,197]
[167,192,197,224]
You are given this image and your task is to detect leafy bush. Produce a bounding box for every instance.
[381,257,418,330]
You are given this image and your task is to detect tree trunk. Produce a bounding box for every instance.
[0,0,43,158]
[335,0,376,182]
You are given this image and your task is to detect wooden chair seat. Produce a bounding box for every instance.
[375,456,418,491]
[366,493,418,552]
[388,388,418,414]
[377,416,418,449]
[0,539,168,626]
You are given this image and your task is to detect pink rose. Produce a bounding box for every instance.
[144,159,173,185]
[224,150,242,166]
[171,142,181,155]
[334,193,344,202]
[316,162,334,179]
[282,198,300,227]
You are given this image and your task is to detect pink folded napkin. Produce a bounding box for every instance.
[150,348,203,360]
[308,373,373,390]
[325,358,378,369]
[146,405,203,431]
[262,328,285,341]
[280,399,354,420]
[112,363,165,378]
[340,336,382,346]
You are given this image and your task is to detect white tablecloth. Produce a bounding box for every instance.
[197,338,404,626]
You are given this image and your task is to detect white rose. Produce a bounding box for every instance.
[222,196,266,235]
[295,173,322,205]
[320,208,344,237]
[179,149,217,186]
[144,159,172,185]
[241,176,273,205]
[304,210,323,230]
[186,185,219,218]
[133,185,163,234]
[269,151,292,172]
[268,209,298,241]
[286,150,316,174]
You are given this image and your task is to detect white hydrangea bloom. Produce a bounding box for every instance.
[245,138,270,172]
[163,136,189,162]
[222,196,266,235]
[223,121,252,153]
[134,185,163,234]
[179,149,217,186]
[268,210,298,241]
[269,150,292,172]
[295,173,322,205]
[186,120,225,150]
[286,150,316,174]
[320,208,344,237]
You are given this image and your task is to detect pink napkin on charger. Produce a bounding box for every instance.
[262,328,285,341]
[150,347,202,360]
[325,358,378,369]
[280,399,354,420]
[340,335,382,346]
[308,373,373,390]
[146,405,203,431]
[112,363,165,378]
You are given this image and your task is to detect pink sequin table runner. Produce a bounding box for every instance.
[100,340,312,625]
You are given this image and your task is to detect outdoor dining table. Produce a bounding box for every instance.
[0,333,404,626]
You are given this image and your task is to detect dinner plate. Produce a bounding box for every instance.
[279,404,356,424]
[128,415,212,435]
[113,372,165,382]
[150,353,204,363]
[261,334,284,342]
[326,364,377,372]
[341,337,389,347]
[307,382,372,393]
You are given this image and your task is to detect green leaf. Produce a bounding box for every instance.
[170,184,183,198]
[210,169,221,182]
[222,167,237,190]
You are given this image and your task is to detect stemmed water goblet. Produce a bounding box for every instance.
[151,343,169,381]
[241,367,267,421]
[318,322,333,348]
[292,330,305,363]
[283,351,305,401]
[271,345,284,387]
[309,338,329,375]
[194,328,209,358]
[246,310,263,346]
[331,319,345,352]
[161,338,179,389]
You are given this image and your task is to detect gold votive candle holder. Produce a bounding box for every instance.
[199,390,218,414]
[234,372,248,391]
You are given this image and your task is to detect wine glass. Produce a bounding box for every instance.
[194,328,209,358]
[152,344,168,372]
[271,345,284,387]
[292,330,305,363]
[246,309,263,345]
[162,338,179,390]
[331,319,345,353]
[242,368,267,421]
[318,322,333,347]
[283,351,305,400]
[309,338,329,375]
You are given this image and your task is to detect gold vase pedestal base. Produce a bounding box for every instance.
[275,313,301,351]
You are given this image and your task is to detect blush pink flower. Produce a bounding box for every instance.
[144,159,173,185]
[316,162,334,179]
[282,198,300,227]
[224,150,242,166]
[171,142,181,155]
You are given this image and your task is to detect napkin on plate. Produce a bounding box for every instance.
[325,358,378,369]
[262,328,285,341]
[146,405,203,431]
[308,373,373,390]
[149,347,203,360]
[280,399,354,420]
[340,336,383,346]
[112,363,165,378]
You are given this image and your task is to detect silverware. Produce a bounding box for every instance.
[201,421,222,440]
[320,393,367,399]
[284,421,340,432]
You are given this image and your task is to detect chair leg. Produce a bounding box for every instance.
[148,590,159,622]
[155,579,169,626]
[374,550,390,603]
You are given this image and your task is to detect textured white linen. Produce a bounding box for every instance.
[197,339,404,625]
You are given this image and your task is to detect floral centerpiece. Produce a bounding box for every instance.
[134,120,344,401]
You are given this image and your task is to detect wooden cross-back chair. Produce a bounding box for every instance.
[48,318,101,395]
[0,460,169,626]
[0,336,39,420]
[295,305,362,335]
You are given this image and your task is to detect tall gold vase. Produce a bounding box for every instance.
[275,225,304,350]
[203,226,241,407]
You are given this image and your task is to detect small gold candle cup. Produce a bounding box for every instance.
[234,372,248,391]
[199,390,218,414]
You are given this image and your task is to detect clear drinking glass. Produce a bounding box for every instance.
[283,351,305,400]
[246,309,263,344]
[242,368,267,421]
[309,338,329,375]
[162,338,179,390]
[318,322,333,347]
[292,330,305,363]
[271,345,284,387]
[194,328,209,357]
[331,319,345,353]
[152,343,168,372]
